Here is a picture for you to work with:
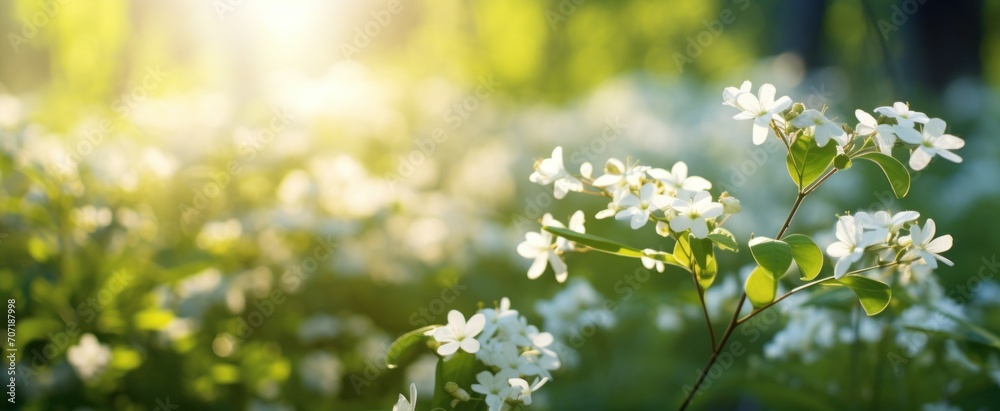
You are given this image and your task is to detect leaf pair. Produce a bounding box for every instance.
[744,235,823,308]
[786,133,910,199]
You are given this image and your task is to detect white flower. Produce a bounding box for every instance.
[874,102,929,127]
[731,83,793,145]
[719,195,741,214]
[894,118,964,170]
[790,109,848,147]
[496,377,548,409]
[641,249,667,273]
[826,215,887,278]
[669,191,723,238]
[646,161,712,196]
[472,370,518,411]
[591,158,649,190]
[555,211,585,253]
[855,109,898,154]
[722,80,752,109]
[858,210,919,235]
[615,183,672,229]
[595,186,630,219]
[899,219,954,269]
[67,333,112,381]
[433,310,486,356]
[579,162,593,179]
[392,383,417,411]
[479,297,519,340]
[517,213,581,283]
[529,146,583,199]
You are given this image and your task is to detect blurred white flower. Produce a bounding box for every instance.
[669,191,723,238]
[392,383,417,411]
[433,310,486,356]
[529,146,582,200]
[67,334,112,382]
[858,210,918,235]
[517,213,582,283]
[298,351,342,396]
[874,102,929,127]
[899,219,954,269]
[297,314,341,342]
[496,377,547,410]
[196,219,243,252]
[471,369,518,409]
[480,297,519,340]
[790,109,848,147]
[895,118,964,171]
[641,249,668,273]
[730,83,792,145]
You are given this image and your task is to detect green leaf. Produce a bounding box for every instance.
[689,236,718,289]
[748,237,793,276]
[543,225,683,268]
[783,234,824,281]
[432,352,482,410]
[856,152,910,198]
[785,132,837,189]
[831,275,891,316]
[707,228,739,252]
[544,226,643,257]
[834,154,852,170]
[745,266,777,308]
[386,325,439,369]
[673,233,691,268]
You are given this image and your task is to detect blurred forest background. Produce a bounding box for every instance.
[0,0,999,409]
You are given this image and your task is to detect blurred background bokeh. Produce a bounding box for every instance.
[1,0,998,409]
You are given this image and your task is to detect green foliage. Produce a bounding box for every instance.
[707,228,739,252]
[745,266,777,308]
[674,233,718,289]
[544,226,684,268]
[748,237,793,276]
[432,352,483,411]
[785,132,837,190]
[782,234,824,281]
[386,326,440,369]
[830,275,891,316]
[855,152,910,198]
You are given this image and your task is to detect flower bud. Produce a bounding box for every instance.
[719,193,741,214]
[785,102,806,119]
[580,162,593,179]
[445,382,471,401]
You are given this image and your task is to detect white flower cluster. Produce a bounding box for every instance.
[523,148,740,282]
[413,298,559,411]
[825,211,953,279]
[723,80,964,171]
[535,279,616,340]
